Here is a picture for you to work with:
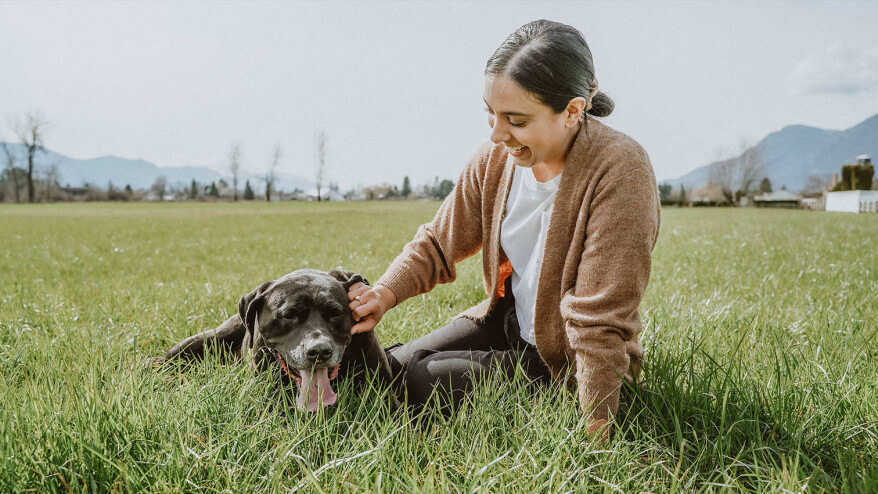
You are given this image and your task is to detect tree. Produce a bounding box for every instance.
[208,182,219,198]
[678,185,687,207]
[433,179,454,200]
[707,139,764,204]
[800,175,830,195]
[228,142,242,201]
[314,131,327,201]
[151,176,168,201]
[243,180,255,200]
[40,159,61,202]
[107,181,127,201]
[401,176,412,198]
[707,145,735,203]
[736,140,764,198]
[832,163,874,191]
[15,112,48,203]
[658,182,672,203]
[189,179,198,200]
[265,143,281,202]
[1,141,21,203]
[757,177,772,194]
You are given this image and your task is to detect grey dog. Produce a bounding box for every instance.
[156,269,397,412]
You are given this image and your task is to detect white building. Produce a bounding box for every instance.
[825,190,878,213]
[753,189,800,208]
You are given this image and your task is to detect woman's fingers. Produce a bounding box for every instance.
[347,282,369,300]
[346,283,393,334]
[351,298,374,321]
[348,282,371,317]
[351,316,377,334]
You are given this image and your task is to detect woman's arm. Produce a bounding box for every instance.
[349,143,494,333]
[560,150,661,425]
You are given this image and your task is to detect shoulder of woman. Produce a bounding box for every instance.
[570,120,652,181]
[584,119,650,164]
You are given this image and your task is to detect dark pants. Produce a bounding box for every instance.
[385,294,552,413]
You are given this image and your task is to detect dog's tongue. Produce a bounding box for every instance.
[296,368,337,412]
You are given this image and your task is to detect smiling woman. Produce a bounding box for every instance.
[347,19,661,441]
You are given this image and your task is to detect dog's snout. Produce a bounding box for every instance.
[306,341,333,362]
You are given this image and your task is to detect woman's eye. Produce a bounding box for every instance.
[508,119,526,127]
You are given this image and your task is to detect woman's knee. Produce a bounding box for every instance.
[403,349,479,410]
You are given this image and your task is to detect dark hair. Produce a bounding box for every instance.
[485,19,614,117]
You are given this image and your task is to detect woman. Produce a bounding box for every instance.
[347,20,660,439]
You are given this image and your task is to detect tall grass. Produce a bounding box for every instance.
[1,203,875,492]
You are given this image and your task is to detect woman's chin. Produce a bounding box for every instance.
[511,155,534,168]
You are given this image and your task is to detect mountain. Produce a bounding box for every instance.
[666,113,878,192]
[0,145,315,192]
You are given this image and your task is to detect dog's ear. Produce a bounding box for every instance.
[328,268,370,291]
[238,281,273,335]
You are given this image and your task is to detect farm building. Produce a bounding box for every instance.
[689,185,727,205]
[825,190,878,213]
[753,189,800,208]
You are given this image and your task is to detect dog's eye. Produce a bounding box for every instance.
[283,307,305,320]
[323,306,344,319]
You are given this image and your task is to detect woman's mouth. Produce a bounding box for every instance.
[507,145,528,157]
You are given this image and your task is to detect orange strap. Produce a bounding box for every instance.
[496,258,513,298]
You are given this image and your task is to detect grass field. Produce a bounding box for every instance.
[1,202,876,492]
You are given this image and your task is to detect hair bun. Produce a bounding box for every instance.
[587,91,614,117]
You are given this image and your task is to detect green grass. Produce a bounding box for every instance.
[1,202,875,492]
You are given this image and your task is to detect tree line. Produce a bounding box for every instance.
[1,114,456,203]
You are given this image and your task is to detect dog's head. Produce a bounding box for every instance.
[238,268,367,412]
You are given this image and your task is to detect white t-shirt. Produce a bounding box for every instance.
[500,164,561,345]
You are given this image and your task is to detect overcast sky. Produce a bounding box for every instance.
[1,0,876,188]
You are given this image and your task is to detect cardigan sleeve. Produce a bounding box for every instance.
[376,143,492,305]
[559,146,660,422]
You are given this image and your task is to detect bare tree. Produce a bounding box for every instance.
[151,175,168,201]
[1,141,21,203]
[41,159,61,202]
[802,174,831,196]
[265,143,281,202]
[707,139,765,204]
[14,112,48,203]
[707,145,736,203]
[228,142,242,201]
[314,131,327,201]
[735,138,764,199]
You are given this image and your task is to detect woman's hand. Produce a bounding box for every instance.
[347,283,397,334]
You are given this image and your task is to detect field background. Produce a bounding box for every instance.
[1,202,875,492]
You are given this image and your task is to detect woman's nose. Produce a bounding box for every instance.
[489,120,510,144]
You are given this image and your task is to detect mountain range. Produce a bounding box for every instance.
[666,113,878,191]
[4,113,877,193]
[0,145,315,192]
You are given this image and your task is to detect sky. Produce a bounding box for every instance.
[1,0,877,188]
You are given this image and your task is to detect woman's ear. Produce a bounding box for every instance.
[564,97,587,127]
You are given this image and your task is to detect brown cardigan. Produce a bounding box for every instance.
[377,117,661,421]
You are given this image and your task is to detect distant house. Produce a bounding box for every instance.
[689,185,727,205]
[61,186,89,198]
[753,189,799,208]
[305,188,345,201]
[344,190,367,201]
[825,190,878,213]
